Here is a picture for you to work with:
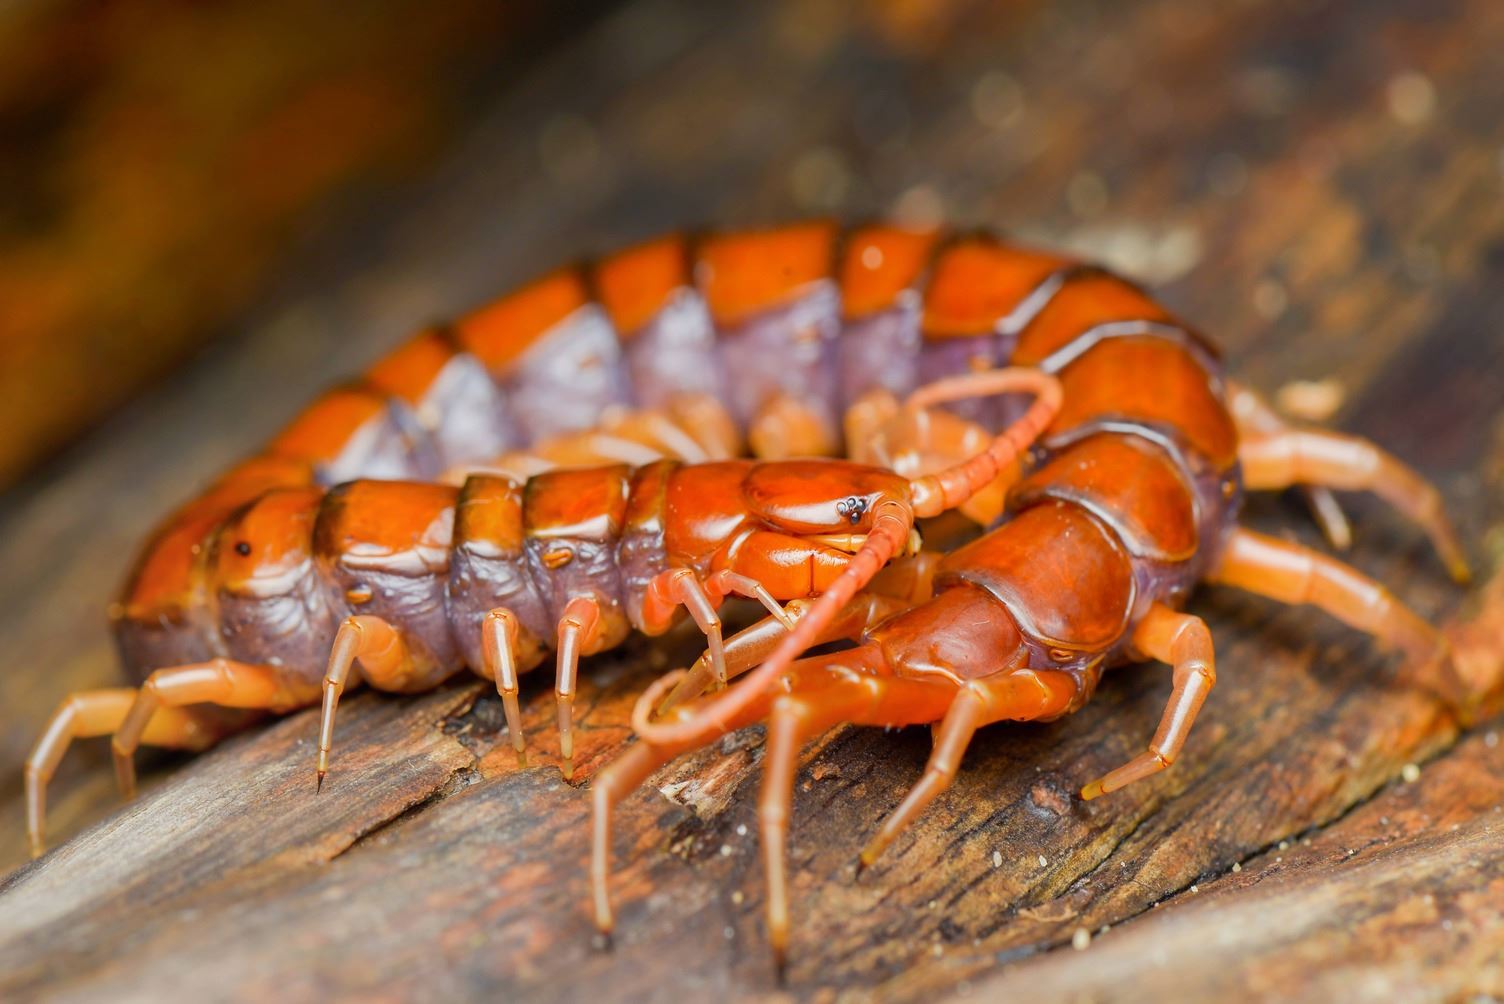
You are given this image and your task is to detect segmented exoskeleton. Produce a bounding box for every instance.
[24,218,1467,984]
[582,229,1472,970]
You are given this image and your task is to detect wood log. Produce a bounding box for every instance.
[0,0,1500,1000]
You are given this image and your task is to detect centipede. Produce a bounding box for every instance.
[23,221,1470,973]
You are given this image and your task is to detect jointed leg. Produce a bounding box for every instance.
[1227,381,1352,550]
[317,615,412,788]
[591,657,954,950]
[641,569,794,693]
[664,392,742,459]
[749,392,839,459]
[482,609,528,766]
[590,737,690,939]
[1240,428,1470,583]
[845,383,1030,527]
[902,368,1061,518]
[1208,527,1457,701]
[114,660,310,798]
[861,667,1079,866]
[656,553,940,715]
[759,674,877,971]
[25,689,215,857]
[656,591,910,713]
[1081,604,1215,799]
[860,686,985,868]
[556,596,607,781]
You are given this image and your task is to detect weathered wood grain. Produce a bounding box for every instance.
[0,0,1501,1000]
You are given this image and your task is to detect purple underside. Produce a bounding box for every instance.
[714,280,843,428]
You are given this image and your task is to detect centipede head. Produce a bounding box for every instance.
[740,459,921,554]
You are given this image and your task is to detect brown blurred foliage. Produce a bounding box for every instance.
[0,0,570,490]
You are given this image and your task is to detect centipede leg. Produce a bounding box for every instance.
[1239,429,1470,582]
[861,667,1079,866]
[556,595,606,781]
[481,609,528,766]
[25,689,216,857]
[643,568,796,693]
[659,555,941,714]
[842,388,901,464]
[113,660,309,799]
[656,591,910,713]
[1227,381,1352,550]
[318,615,410,788]
[859,686,985,868]
[760,677,874,974]
[592,660,953,957]
[1208,527,1461,705]
[591,737,687,941]
[664,392,741,458]
[748,392,839,459]
[1081,604,1215,799]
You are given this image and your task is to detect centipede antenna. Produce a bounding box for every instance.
[902,368,1063,518]
[631,501,913,749]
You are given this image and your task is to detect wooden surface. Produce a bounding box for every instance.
[1,0,1503,1000]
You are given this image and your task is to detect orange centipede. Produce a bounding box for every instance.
[24,223,1468,973]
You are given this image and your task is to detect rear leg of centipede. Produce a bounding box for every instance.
[1209,527,1463,708]
[1239,428,1471,582]
[25,689,219,857]
[1080,603,1215,799]
[1228,381,1352,550]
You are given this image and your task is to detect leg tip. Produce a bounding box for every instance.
[1448,557,1473,587]
[316,770,326,794]
[772,945,788,986]
[112,754,138,801]
[28,839,44,860]
[1079,779,1105,801]
[592,929,614,952]
[561,759,575,782]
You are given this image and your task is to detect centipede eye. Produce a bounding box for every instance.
[836,496,868,525]
[234,541,252,557]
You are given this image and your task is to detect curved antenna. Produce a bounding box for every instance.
[630,367,1061,748]
[903,367,1062,518]
[632,499,913,747]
